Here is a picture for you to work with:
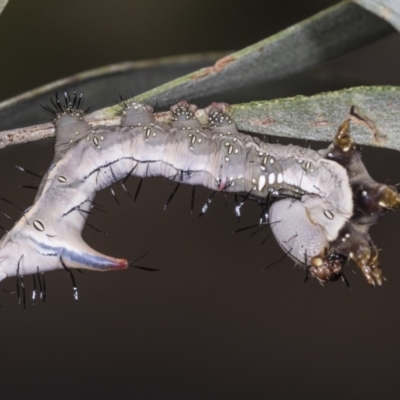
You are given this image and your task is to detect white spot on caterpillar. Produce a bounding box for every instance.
[324,210,334,220]
[258,175,266,192]
[277,173,283,184]
[33,220,45,232]
[57,175,67,183]
[268,173,276,185]
[93,136,99,146]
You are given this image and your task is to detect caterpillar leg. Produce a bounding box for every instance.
[333,119,356,153]
[351,243,383,286]
[326,116,400,286]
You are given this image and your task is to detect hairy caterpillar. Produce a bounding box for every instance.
[0,91,398,297]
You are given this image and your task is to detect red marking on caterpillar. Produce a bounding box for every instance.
[0,92,398,292]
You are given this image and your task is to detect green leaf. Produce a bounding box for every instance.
[4,85,399,151]
[131,1,393,109]
[0,53,224,131]
[228,86,400,150]
[0,2,396,151]
[353,0,400,31]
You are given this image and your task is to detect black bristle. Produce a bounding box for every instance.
[60,256,78,302]
[164,183,180,210]
[199,191,218,217]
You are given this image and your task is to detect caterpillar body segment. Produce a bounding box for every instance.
[0,94,398,287]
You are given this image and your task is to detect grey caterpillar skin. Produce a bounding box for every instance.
[0,94,398,286]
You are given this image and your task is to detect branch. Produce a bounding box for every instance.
[1,87,400,151]
[0,53,224,131]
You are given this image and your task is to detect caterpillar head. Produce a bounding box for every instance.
[268,197,350,285]
[270,119,400,286]
[306,253,348,284]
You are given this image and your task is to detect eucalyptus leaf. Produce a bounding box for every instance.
[228,86,400,150]
[354,0,400,31]
[130,1,393,109]
[0,2,395,151]
[0,53,224,131]
[2,86,400,152]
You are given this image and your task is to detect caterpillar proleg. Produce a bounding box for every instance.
[0,92,398,287]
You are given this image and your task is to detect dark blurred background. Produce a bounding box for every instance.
[1,1,400,399]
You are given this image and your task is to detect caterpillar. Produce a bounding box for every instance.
[0,91,398,297]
